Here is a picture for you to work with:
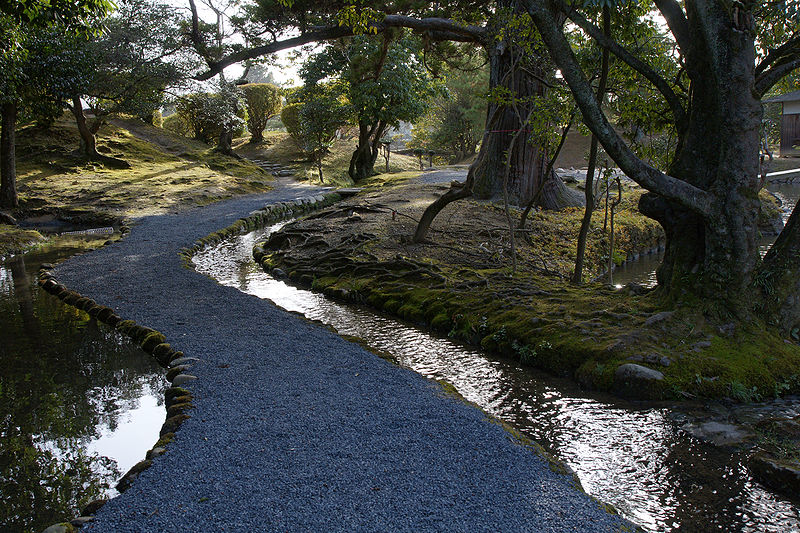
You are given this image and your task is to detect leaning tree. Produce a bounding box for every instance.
[0,0,114,208]
[526,0,800,331]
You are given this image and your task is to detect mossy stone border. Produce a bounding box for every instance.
[35,191,342,531]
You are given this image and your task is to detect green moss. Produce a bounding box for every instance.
[0,224,45,256]
[141,332,167,352]
[383,298,402,314]
[430,313,452,332]
[154,433,175,448]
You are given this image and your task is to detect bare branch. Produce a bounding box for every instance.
[754,57,800,99]
[195,15,486,81]
[755,32,800,77]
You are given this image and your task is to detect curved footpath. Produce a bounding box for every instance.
[54,180,632,531]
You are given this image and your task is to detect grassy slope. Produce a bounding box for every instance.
[1,116,273,255]
[14,117,272,218]
[235,131,422,188]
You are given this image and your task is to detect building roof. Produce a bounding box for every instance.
[764,89,800,103]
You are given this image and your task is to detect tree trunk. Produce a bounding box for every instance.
[1,102,18,209]
[472,18,581,210]
[634,5,762,315]
[216,129,240,158]
[348,120,385,182]
[70,97,99,158]
[761,200,800,333]
[573,6,611,284]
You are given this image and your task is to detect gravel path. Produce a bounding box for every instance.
[55,180,631,532]
[415,168,468,184]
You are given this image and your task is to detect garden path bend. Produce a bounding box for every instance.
[55,181,631,532]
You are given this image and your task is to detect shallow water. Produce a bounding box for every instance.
[0,240,166,533]
[194,223,800,533]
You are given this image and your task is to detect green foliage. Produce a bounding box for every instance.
[280,102,303,143]
[175,85,247,145]
[241,83,282,142]
[282,83,352,180]
[410,57,488,161]
[0,0,113,32]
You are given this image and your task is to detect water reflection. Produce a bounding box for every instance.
[0,242,166,533]
[194,224,800,533]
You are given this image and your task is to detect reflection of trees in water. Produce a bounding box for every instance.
[0,252,165,532]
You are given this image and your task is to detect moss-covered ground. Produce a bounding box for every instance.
[0,225,45,256]
[13,117,271,218]
[234,131,422,188]
[2,115,274,254]
[256,175,800,401]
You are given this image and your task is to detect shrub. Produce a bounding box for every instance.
[240,83,281,143]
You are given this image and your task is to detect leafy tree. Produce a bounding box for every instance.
[62,0,194,162]
[0,0,113,28]
[301,33,439,181]
[526,0,800,329]
[294,82,352,182]
[0,0,113,208]
[175,83,247,155]
[240,83,282,143]
[280,102,303,141]
[411,59,488,163]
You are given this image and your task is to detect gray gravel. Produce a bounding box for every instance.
[55,182,632,532]
[416,168,468,184]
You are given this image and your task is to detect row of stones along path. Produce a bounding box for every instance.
[56,168,631,531]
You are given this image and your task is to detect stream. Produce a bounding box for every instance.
[0,239,166,533]
[193,222,800,533]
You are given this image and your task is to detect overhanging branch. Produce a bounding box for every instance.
[195,15,487,81]
[527,0,710,216]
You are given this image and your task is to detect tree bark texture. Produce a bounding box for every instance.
[348,120,387,182]
[472,15,581,211]
[1,102,18,209]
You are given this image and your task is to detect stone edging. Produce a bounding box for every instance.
[36,191,341,532]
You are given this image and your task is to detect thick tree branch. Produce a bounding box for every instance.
[754,57,800,99]
[755,32,800,77]
[527,0,711,216]
[381,15,486,44]
[188,0,213,68]
[196,25,353,80]
[195,15,486,81]
[556,0,688,130]
[653,0,691,54]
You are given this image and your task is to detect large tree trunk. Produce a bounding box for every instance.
[472,10,581,210]
[1,102,18,209]
[348,120,386,182]
[636,5,762,315]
